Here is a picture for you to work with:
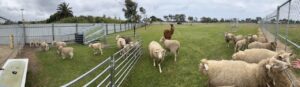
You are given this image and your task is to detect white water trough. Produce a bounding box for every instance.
[0,59,28,87]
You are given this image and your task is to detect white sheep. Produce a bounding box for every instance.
[40,42,49,51]
[234,38,247,52]
[89,43,103,55]
[232,49,293,63]
[58,46,74,59]
[52,41,67,54]
[199,57,290,87]
[248,41,277,51]
[224,32,235,47]
[116,38,126,50]
[148,41,166,73]
[257,37,268,43]
[246,34,258,43]
[160,37,180,62]
[233,35,244,44]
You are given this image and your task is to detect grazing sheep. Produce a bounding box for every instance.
[148,41,166,73]
[163,24,175,40]
[248,41,277,51]
[199,56,290,87]
[232,49,293,64]
[160,37,180,62]
[58,46,74,59]
[40,42,49,51]
[234,38,248,52]
[89,43,103,55]
[233,35,244,44]
[224,32,235,47]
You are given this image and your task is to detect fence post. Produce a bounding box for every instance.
[275,6,280,43]
[76,23,78,33]
[109,56,115,87]
[134,24,136,38]
[114,24,116,33]
[120,23,122,31]
[106,23,108,35]
[52,24,55,41]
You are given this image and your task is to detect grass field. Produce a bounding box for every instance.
[26,23,260,87]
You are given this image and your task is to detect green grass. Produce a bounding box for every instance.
[27,23,260,87]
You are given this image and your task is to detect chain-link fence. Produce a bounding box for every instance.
[261,0,300,52]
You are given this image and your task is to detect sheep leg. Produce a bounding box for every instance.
[62,53,65,59]
[158,63,162,73]
[70,52,73,59]
[153,59,156,66]
[174,53,177,62]
[99,48,103,55]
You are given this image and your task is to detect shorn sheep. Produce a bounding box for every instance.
[232,49,293,64]
[148,41,166,73]
[163,24,175,40]
[248,41,277,51]
[224,32,235,47]
[58,46,74,59]
[199,56,291,87]
[40,42,49,51]
[89,43,103,55]
[160,37,180,62]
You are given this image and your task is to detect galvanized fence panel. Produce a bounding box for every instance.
[261,0,300,50]
[61,39,143,87]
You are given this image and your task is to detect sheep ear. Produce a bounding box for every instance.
[266,64,272,70]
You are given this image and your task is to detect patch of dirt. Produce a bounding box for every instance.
[17,46,42,87]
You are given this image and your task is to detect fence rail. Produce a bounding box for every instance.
[261,0,300,50]
[61,39,142,87]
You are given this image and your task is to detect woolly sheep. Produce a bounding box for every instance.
[257,37,268,43]
[89,43,103,55]
[58,46,74,59]
[116,37,126,49]
[148,41,166,73]
[224,32,235,47]
[199,57,290,87]
[52,41,67,48]
[233,35,244,44]
[40,42,49,51]
[246,34,258,43]
[232,49,293,64]
[248,41,277,51]
[116,35,132,44]
[160,37,180,62]
[234,38,247,52]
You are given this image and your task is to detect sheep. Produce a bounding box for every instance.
[199,56,290,87]
[89,43,103,55]
[148,41,166,73]
[40,42,49,51]
[234,38,248,52]
[232,49,293,63]
[246,34,258,43]
[257,37,268,43]
[233,35,244,44]
[29,40,35,47]
[116,35,132,44]
[116,37,126,49]
[160,37,180,62]
[52,41,67,54]
[163,24,175,40]
[58,46,74,59]
[224,32,235,47]
[248,41,277,51]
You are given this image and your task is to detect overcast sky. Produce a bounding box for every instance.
[0,0,287,21]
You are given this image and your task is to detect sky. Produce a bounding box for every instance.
[0,0,287,21]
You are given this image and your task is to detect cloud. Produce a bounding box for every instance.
[0,0,287,21]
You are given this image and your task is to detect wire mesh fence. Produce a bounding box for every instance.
[261,0,300,51]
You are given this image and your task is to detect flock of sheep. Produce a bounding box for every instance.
[148,24,181,73]
[30,34,140,60]
[198,29,297,87]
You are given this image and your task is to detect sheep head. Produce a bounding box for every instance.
[155,49,166,59]
[266,56,291,72]
[275,51,293,66]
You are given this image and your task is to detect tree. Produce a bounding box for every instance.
[164,16,169,22]
[149,16,162,23]
[122,0,138,22]
[220,18,225,22]
[57,2,73,18]
[188,16,194,22]
[139,7,146,15]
